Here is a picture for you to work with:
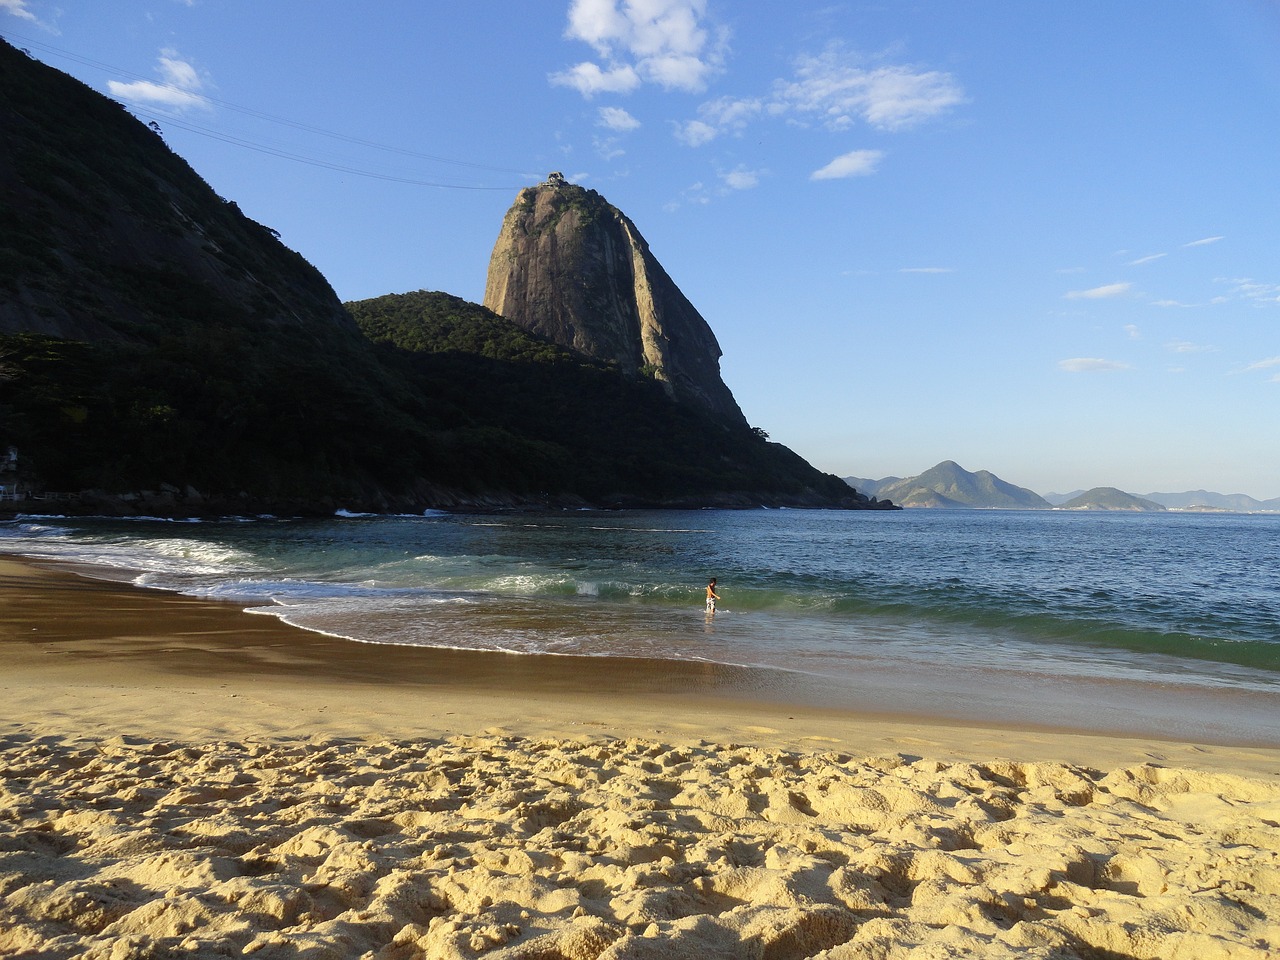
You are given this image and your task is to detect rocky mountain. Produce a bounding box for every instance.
[483,174,746,427]
[847,461,1050,509]
[1058,488,1166,511]
[0,42,889,513]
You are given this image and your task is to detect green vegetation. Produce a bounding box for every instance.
[346,291,861,505]
[1059,488,1166,512]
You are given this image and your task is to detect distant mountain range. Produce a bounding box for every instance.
[846,462,1280,512]
[844,461,1049,509]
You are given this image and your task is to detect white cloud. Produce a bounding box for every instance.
[674,119,717,146]
[672,42,961,151]
[551,61,640,96]
[1128,253,1165,266]
[700,95,763,128]
[899,266,954,274]
[553,0,724,96]
[674,95,763,147]
[1125,324,1141,339]
[0,0,37,22]
[810,148,883,180]
[1244,356,1280,372]
[597,105,640,131]
[107,49,208,110]
[775,47,964,131]
[1166,340,1214,354]
[1065,282,1132,300]
[1183,235,1224,247]
[720,166,760,190]
[1058,358,1131,373]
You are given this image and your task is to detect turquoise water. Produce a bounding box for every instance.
[4,508,1279,738]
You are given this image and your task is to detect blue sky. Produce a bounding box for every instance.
[5,1,1279,498]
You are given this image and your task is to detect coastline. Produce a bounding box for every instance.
[3,553,1278,769]
[3,554,1279,959]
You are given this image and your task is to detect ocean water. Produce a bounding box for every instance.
[4,508,1279,740]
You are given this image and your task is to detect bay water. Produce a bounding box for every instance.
[4,508,1278,742]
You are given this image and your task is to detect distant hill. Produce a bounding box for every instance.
[842,475,900,500]
[1043,491,1083,506]
[1141,490,1280,512]
[1058,488,1166,512]
[846,461,1050,509]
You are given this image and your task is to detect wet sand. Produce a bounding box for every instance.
[2,555,1278,959]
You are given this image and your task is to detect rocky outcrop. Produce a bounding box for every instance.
[484,174,747,426]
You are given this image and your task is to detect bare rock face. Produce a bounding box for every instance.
[484,174,747,426]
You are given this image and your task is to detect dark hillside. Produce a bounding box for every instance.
[348,292,884,508]
[0,39,446,509]
[0,41,348,341]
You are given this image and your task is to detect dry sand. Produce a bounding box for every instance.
[1,555,1278,959]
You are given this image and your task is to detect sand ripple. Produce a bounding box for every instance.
[1,733,1278,959]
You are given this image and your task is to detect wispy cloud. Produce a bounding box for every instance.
[1065,282,1132,300]
[107,49,209,110]
[899,266,954,274]
[1183,236,1224,247]
[777,45,964,131]
[597,106,640,131]
[674,41,962,152]
[1243,356,1280,372]
[0,0,38,22]
[552,0,726,96]
[1058,358,1131,373]
[593,135,625,160]
[1125,324,1141,339]
[1225,278,1280,305]
[1128,253,1165,266]
[1,0,58,32]
[1166,340,1215,354]
[674,94,763,146]
[810,149,883,180]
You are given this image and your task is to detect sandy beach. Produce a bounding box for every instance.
[2,555,1278,959]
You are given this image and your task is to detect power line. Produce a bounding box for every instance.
[133,107,519,190]
[4,31,531,188]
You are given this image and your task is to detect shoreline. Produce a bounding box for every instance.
[3,552,1279,774]
[5,551,1280,759]
[4,554,1280,958]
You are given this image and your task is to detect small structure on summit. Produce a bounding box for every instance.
[483,179,747,428]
